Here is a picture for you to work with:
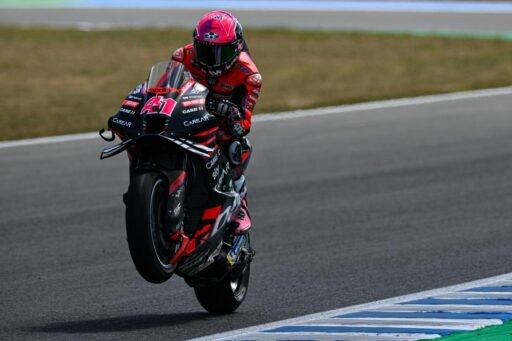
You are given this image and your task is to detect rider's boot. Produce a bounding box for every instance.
[230,175,251,234]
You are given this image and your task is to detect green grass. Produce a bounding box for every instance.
[426,320,512,340]
[1,26,512,140]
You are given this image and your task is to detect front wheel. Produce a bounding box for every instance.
[194,263,250,314]
[126,172,177,283]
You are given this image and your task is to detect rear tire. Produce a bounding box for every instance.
[194,263,250,314]
[126,172,176,283]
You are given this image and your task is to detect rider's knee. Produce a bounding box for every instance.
[229,138,251,178]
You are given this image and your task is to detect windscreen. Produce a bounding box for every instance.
[147,61,191,94]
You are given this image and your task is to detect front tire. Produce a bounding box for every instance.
[194,263,250,314]
[126,172,176,283]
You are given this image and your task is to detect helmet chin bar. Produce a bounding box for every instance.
[200,54,240,79]
[208,69,223,78]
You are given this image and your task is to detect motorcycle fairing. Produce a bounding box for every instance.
[204,148,235,193]
[104,61,217,159]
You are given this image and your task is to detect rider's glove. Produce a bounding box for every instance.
[206,97,246,138]
[206,98,242,121]
[218,100,242,121]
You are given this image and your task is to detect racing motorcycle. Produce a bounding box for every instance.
[99,61,254,314]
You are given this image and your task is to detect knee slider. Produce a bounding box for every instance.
[228,141,242,165]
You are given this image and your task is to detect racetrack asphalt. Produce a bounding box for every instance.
[1,93,511,340]
[1,8,512,35]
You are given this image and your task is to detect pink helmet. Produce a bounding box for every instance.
[193,10,244,77]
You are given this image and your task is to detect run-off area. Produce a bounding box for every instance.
[196,273,512,341]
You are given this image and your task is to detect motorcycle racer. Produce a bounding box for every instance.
[172,10,262,234]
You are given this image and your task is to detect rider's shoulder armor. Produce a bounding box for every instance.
[171,47,185,62]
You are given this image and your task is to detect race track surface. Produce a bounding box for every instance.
[1,93,511,340]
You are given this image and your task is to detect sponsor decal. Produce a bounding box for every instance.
[122,99,139,108]
[113,117,132,128]
[181,95,202,101]
[183,99,206,107]
[212,165,220,179]
[182,106,204,114]
[209,71,222,79]
[206,152,219,169]
[183,115,212,127]
[128,94,143,101]
[245,73,262,87]
[217,162,230,189]
[220,83,234,90]
[204,32,219,40]
[119,107,135,115]
[141,96,177,116]
[248,95,258,102]
[173,202,181,216]
[232,122,245,136]
[237,64,251,74]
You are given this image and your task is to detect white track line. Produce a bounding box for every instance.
[0,132,98,149]
[254,86,512,122]
[1,86,511,149]
[437,292,512,299]
[189,272,512,341]
[304,318,501,328]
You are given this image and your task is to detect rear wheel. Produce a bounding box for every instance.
[194,263,250,314]
[126,172,177,283]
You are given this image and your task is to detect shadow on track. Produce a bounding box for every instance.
[27,312,211,334]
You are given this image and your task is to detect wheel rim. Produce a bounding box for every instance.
[230,263,249,301]
[149,177,174,270]
[230,276,242,292]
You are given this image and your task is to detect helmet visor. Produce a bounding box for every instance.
[194,40,238,68]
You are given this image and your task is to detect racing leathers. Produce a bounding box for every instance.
[172,43,261,234]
